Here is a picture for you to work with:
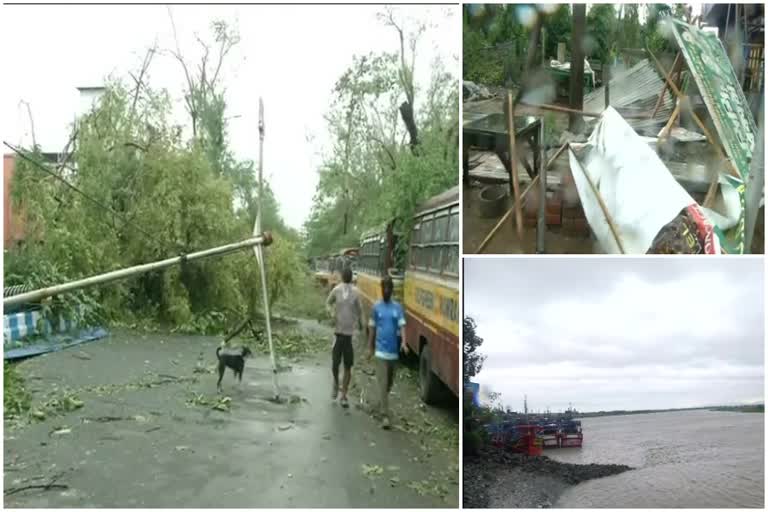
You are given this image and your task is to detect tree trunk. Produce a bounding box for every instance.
[569,4,587,132]
[399,101,419,152]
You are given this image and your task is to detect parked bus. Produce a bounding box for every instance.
[313,255,332,287]
[328,247,359,289]
[357,222,405,305]
[404,186,459,403]
[356,186,459,404]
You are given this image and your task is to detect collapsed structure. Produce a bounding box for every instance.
[463,17,764,254]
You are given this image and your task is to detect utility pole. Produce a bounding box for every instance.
[569,3,587,132]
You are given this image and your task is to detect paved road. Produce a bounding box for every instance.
[4,325,458,508]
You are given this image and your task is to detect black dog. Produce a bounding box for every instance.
[216,345,253,392]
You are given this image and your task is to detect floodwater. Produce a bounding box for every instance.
[550,410,764,508]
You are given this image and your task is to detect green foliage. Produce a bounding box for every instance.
[7,23,305,334]
[463,4,530,86]
[617,4,642,52]
[586,4,617,60]
[305,13,458,258]
[463,316,485,383]
[4,363,32,418]
[463,4,683,85]
[263,237,305,310]
[644,4,675,56]
[542,4,572,59]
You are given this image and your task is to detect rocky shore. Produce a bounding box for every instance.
[463,447,633,508]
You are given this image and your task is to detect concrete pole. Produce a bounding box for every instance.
[3,234,273,308]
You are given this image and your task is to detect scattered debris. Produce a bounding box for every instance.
[362,464,384,477]
[583,59,674,134]
[212,396,231,412]
[463,81,495,102]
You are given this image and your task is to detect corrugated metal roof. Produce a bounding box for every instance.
[584,59,674,134]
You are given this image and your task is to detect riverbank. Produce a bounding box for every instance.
[463,447,632,508]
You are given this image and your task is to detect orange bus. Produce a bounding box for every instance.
[356,186,459,404]
[313,254,332,287]
[404,186,459,403]
[328,247,359,289]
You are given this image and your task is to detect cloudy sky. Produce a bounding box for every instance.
[2,5,458,229]
[464,257,764,413]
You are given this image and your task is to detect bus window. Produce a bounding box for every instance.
[412,222,421,244]
[422,216,434,243]
[434,213,449,242]
[448,210,459,242]
[430,245,442,271]
[445,245,459,275]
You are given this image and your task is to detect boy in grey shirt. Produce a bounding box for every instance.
[326,267,363,408]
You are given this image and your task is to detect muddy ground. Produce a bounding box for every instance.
[463,447,632,508]
[463,181,598,254]
[4,320,458,508]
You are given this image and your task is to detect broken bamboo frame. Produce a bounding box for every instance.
[648,48,740,208]
[658,99,682,142]
[651,53,681,119]
[476,143,569,253]
[507,90,524,241]
[517,102,650,119]
[648,49,740,180]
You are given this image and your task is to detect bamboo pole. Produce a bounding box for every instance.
[507,91,524,241]
[572,153,626,254]
[562,129,625,252]
[475,143,569,253]
[658,99,682,141]
[651,53,681,119]
[648,50,729,208]
[517,102,650,119]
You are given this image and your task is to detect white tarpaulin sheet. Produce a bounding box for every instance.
[568,107,702,254]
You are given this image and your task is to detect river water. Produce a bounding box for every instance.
[549,410,764,508]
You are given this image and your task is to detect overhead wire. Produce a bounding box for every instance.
[3,140,188,256]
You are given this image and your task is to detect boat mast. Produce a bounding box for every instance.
[524,394,529,422]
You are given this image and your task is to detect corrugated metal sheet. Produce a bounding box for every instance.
[584,59,674,134]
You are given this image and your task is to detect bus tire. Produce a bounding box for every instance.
[419,344,443,405]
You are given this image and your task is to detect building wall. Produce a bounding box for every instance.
[3,154,25,248]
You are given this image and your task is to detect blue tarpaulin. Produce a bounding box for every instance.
[4,306,109,360]
[4,327,109,360]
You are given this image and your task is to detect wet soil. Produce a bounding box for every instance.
[4,322,458,508]
[463,447,632,508]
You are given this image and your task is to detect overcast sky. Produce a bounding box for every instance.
[1,5,458,230]
[464,258,764,413]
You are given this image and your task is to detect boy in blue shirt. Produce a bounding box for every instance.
[367,276,409,429]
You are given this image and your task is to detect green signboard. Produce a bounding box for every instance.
[669,19,757,254]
